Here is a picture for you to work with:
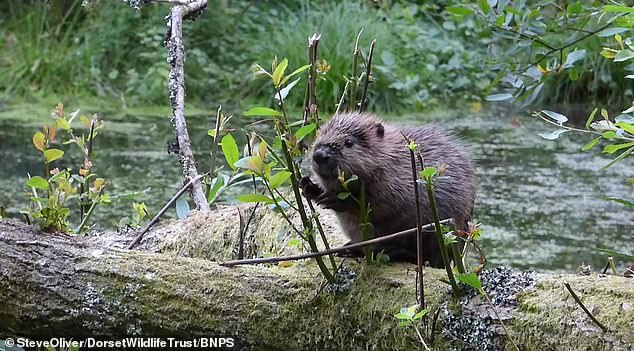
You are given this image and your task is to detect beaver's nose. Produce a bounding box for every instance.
[313,149,330,165]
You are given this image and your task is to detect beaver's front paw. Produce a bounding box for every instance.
[315,192,356,212]
[299,176,323,199]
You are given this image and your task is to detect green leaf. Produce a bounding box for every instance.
[221,133,240,170]
[337,192,351,200]
[272,58,289,86]
[44,149,64,163]
[568,67,579,81]
[604,5,634,13]
[26,176,49,190]
[616,121,634,135]
[567,1,582,15]
[597,248,634,261]
[413,309,428,320]
[32,132,45,151]
[602,131,617,139]
[420,167,437,178]
[243,107,283,117]
[446,6,473,16]
[281,64,311,85]
[564,49,585,67]
[542,110,568,124]
[237,194,275,204]
[614,49,634,62]
[208,129,217,138]
[485,93,513,101]
[477,0,490,14]
[586,108,598,129]
[456,272,482,290]
[596,196,634,208]
[175,196,190,219]
[600,48,618,59]
[288,238,302,248]
[602,145,634,170]
[581,137,601,152]
[275,77,301,101]
[56,118,71,131]
[538,130,568,140]
[603,142,634,154]
[395,312,410,320]
[295,123,317,141]
[270,171,292,189]
[207,175,225,204]
[598,27,629,37]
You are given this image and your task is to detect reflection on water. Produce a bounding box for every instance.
[0,109,632,271]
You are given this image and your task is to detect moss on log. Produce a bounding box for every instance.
[0,208,632,351]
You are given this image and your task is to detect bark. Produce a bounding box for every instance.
[0,212,633,351]
[166,1,210,213]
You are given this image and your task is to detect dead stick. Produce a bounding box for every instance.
[220,219,450,267]
[563,282,608,332]
[127,173,208,249]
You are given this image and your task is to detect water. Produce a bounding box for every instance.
[0,108,632,272]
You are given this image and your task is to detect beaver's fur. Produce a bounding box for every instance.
[301,112,476,267]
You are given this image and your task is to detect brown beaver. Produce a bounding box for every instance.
[300,111,476,267]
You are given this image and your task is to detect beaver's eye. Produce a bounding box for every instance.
[344,138,354,147]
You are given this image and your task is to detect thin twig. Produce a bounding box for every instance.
[480,290,520,351]
[359,39,376,113]
[76,186,104,235]
[207,105,223,194]
[563,282,609,332]
[348,29,363,111]
[127,172,208,249]
[408,140,425,311]
[220,219,450,267]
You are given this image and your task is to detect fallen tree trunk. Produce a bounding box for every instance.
[0,210,632,351]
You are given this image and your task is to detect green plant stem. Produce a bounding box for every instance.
[262,180,305,240]
[335,81,350,115]
[348,29,363,111]
[358,180,372,264]
[413,324,430,351]
[426,181,460,294]
[359,39,376,112]
[305,33,320,126]
[305,198,338,272]
[408,146,425,310]
[281,139,333,282]
[275,88,291,130]
[480,289,521,351]
[537,111,634,141]
[76,187,104,235]
[207,105,223,195]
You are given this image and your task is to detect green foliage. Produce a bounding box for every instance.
[118,202,148,229]
[22,103,107,233]
[395,304,428,328]
[451,1,634,107]
[1,0,497,112]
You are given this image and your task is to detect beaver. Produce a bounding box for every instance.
[300,111,476,267]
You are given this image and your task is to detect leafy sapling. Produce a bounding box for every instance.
[395,304,430,351]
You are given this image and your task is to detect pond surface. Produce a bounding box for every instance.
[0,107,632,272]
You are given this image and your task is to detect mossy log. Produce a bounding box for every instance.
[0,207,632,351]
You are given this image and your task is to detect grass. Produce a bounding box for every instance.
[0,1,499,116]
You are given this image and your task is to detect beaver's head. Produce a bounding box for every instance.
[311,112,385,180]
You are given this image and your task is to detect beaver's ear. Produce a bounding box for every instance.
[375,123,385,138]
